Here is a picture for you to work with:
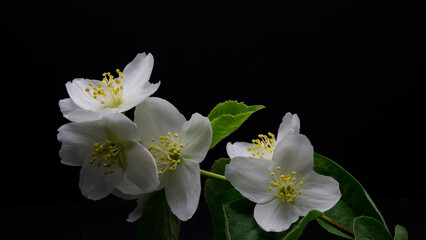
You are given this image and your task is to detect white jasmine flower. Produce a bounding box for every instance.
[57,113,160,200]
[225,133,341,232]
[226,112,300,160]
[131,97,213,221]
[60,53,160,122]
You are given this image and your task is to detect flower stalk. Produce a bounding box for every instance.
[200,169,228,181]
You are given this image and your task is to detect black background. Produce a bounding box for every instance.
[2,0,425,239]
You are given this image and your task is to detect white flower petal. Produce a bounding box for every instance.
[124,143,159,193]
[254,199,300,232]
[179,113,212,163]
[66,78,104,111]
[225,157,274,203]
[134,97,186,146]
[66,109,103,122]
[165,159,201,221]
[119,81,160,113]
[226,141,255,159]
[57,121,107,166]
[114,176,144,199]
[58,143,90,166]
[60,98,102,122]
[296,171,341,216]
[79,158,124,200]
[122,53,154,91]
[276,113,301,143]
[59,98,77,115]
[272,134,314,177]
[100,113,141,142]
[127,193,152,222]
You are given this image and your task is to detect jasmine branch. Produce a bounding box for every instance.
[318,215,354,238]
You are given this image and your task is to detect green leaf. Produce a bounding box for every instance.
[208,101,265,149]
[313,153,390,237]
[393,225,408,240]
[137,189,180,240]
[353,216,392,240]
[204,158,244,240]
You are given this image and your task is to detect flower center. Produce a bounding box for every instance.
[247,132,276,159]
[148,132,184,175]
[268,167,303,204]
[85,69,124,108]
[90,139,125,175]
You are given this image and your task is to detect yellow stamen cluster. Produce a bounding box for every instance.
[91,139,125,175]
[269,167,303,204]
[247,132,276,159]
[148,132,184,175]
[85,69,124,108]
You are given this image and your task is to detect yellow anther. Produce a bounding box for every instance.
[247,147,252,151]
[152,138,155,142]
[270,172,275,176]
[174,133,179,137]
[276,167,281,170]
[268,187,272,191]
[280,199,285,203]
[292,171,297,175]
[298,192,302,195]
[299,181,304,185]
[280,175,285,179]
[158,171,163,175]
